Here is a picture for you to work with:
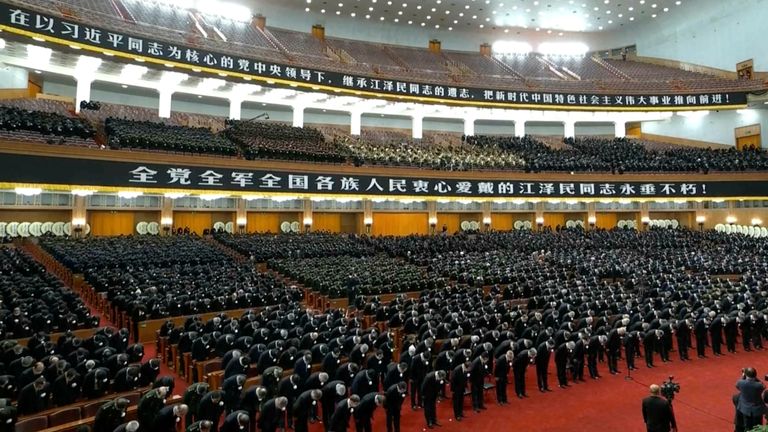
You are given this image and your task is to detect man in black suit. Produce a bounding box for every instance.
[421,370,446,429]
[494,350,513,404]
[735,367,767,431]
[469,352,489,412]
[450,360,470,420]
[641,384,677,432]
[354,392,385,432]
[384,382,407,432]
[293,389,322,432]
[513,348,536,398]
[329,394,360,432]
[154,404,189,432]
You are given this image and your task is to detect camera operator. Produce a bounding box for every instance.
[642,384,677,432]
[735,368,767,431]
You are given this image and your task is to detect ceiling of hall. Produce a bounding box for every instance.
[294,0,686,33]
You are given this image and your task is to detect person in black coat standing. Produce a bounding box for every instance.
[694,317,709,358]
[535,340,554,392]
[197,390,225,432]
[221,411,250,432]
[293,389,322,432]
[450,361,470,420]
[330,395,360,432]
[513,348,536,398]
[641,384,677,432]
[410,352,431,410]
[384,382,407,432]
[321,381,347,432]
[675,319,691,361]
[93,398,129,432]
[154,404,188,432]
[421,370,446,429]
[258,397,288,432]
[735,367,767,431]
[17,376,50,415]
[469,352,489,411]
[494,350,514,404]
[354,393,385,432]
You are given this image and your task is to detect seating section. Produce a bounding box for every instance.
[104,118,239,155]
[0,105,96,146]
[214,233,377,261]
[0,246,97,338]
[224,120,347,163]
[40,236,301,320]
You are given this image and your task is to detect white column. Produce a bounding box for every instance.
[514,120,526,138]
[564,120,576,139]
[229,97,242,120]
[158,90,173,119]
[292,105,305,128]
[463,117,475,137]
[412,115,423,140]
[74,78,93,114]
[614,121,626,138]
[350,110,362,136]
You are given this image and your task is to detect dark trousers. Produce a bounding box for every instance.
[386,408,401,432]
[452,391,464,418]
[536,364,548,390]
[644,346,655,367]
[743,413,763,431]
[411,379,423,408]
[607,350,619,373]
[712,334,723,354]
[423,397,437,425]
[471,381,484,410]
[496,378,508,403]
[572,361,584,381]
[556,361,568,386]
[677,337,689,360]
[695,334,707,357]
[355,417,372,432]
[513,368,526,396]
[625,346,635,369]
[587,355,599,378]
[295,415,309,432]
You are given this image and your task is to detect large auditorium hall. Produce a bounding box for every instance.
[0,0,767,431]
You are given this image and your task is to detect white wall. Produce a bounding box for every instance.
[641,109,768,147]
[609,0,767,71]
[0,65,29,89]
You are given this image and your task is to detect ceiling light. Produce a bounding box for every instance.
[71,189,95,197]
[15,187,42,196]
[117,191,142,199]
[164,192,187,199]
[199,194,227,201]
[26,44,52,67]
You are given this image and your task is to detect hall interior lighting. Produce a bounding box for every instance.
[538,42,589,56]
[491,40,533,55]
[117,191,142,199]
[15,187,42,196]
[71,189,96,197]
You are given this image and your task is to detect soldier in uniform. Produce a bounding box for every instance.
[183,382,210,425]
[93,398,130,432]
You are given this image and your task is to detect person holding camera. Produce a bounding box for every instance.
[642,384,677,432]
[735,367,767,431]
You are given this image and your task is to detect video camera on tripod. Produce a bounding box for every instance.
[660,375,681,402]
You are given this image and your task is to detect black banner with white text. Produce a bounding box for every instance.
[0,3,751,110]
[1,153,768,198]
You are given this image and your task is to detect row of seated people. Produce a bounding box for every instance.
[104,118,239,156]
[338,134,525,171]
[0,105,95,146]
[224,120,347,163]
[5,99,768,173]
[0,246,97,339]
[39,236,303,327]
[213,232,377,261]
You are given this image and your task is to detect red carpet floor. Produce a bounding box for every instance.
[145,343,763,432]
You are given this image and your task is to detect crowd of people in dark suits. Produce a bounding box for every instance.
[0,105,95,141]
[0,246,97,339]
[9,227,768,432]
[105,118,239,155]
[224,121,347,163]
[5,102,768,174]
[214,233,376,262]
[40,236,302,328]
